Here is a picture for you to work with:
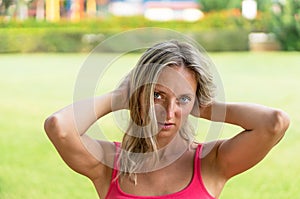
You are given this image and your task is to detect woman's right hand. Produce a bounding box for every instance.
[111,71,132,111]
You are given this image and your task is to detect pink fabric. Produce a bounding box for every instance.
[105,143,215,199]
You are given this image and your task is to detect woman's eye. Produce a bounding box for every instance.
[154,92,161,100]
[179,96,191,104]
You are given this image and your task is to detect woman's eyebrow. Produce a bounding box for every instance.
[180,93,194,96]
[154,85,167,93]
[178,93,195,98]
[154,90,166,95]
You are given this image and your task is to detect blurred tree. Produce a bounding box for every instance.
[0,0,14,15]
[199,0,274,12]
[199,0,241,11]
[256,0,272,12]
[271,0,300,50]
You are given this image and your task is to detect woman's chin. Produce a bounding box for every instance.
[156,128,178,140]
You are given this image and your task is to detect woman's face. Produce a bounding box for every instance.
[153,66,197,145]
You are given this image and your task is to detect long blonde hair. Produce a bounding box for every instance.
[117,40,215,183]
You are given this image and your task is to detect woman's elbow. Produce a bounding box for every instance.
[44,114,67,140]
[268,109,290,138]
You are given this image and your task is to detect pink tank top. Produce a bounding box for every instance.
[105,143,215,199]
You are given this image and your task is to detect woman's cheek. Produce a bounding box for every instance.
[154,104,166,121]
[181,104,194,116]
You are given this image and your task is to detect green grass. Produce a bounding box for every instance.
[0,52,299,198]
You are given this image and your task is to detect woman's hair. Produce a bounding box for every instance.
[117,40,215,183]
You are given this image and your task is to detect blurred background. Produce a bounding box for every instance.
[0,0,299,52]
[0,0,300,199]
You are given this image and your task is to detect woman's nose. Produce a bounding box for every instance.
[165,100,177,120]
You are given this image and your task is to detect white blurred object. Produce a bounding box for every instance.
[249,32,277,43]
[242,0,257,20]
[144,8,174,21]
[18,1,28,21]
[248,32,281,51]
[144,1,202,21]
[109,1,143,16]
[182,8,204,22]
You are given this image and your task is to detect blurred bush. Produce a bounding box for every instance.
[189,29,250,51]
[0,27,93,53]
[199,0,241,12]
[0,11,270,53]
[270,0,300,51]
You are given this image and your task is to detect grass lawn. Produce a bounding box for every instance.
[0,52,299,199]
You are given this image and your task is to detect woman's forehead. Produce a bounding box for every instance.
[155,66,197,96]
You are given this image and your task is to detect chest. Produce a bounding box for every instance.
[119,152,195,196]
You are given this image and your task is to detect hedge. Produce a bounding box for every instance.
[0,12,268,52]
[0,27,251,53]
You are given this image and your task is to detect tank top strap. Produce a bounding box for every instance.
[194,143,202,171]
[192,143,215,198]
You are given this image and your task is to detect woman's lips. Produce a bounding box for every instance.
[158,122,175,130]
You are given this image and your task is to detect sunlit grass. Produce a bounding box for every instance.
[0,52,299,198]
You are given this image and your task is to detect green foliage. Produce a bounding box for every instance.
[190,29,250,51]
[0,27,94,53]
[0,13,270,52]
[256,0,273,12]
[271,0,300,50]
[199,0,241,11]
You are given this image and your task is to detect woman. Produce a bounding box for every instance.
[44,40,290,198]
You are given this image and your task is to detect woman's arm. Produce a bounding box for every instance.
[199,102,290,179]
[44,93,115,180]
[44,71,130,180]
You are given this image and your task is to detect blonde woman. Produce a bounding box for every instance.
[44,40,290,199]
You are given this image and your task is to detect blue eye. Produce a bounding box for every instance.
[178,96,191,104]
[154,92,161,100]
